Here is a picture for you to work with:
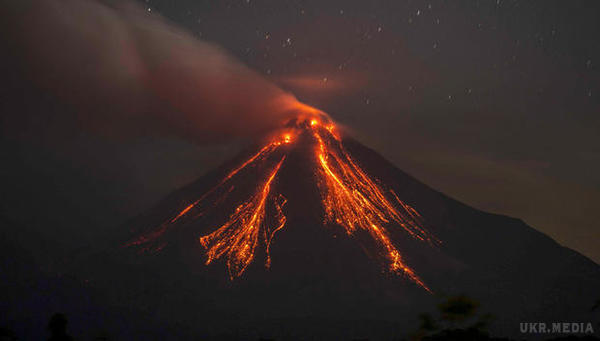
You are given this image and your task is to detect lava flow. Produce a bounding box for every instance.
[124,137,289,250]
[199,156,287,279]
[126,108,438,291]
[311,119,435,291]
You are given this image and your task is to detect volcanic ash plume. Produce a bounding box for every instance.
[0,0,301,143]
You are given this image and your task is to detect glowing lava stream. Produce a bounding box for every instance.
[127,112,437,291]
[311,121,433,291]
[199,156,287,280]
[125,138,287,248]
[170,140,284,224]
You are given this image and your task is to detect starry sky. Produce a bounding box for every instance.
[1,0,599,263]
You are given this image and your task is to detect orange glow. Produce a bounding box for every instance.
[170,201,197,223]
[311,122,435,291]
[199,157,287,279]
[125,135,288,248]
[290,101,322,116]
[127,106,437,291]
[169,141,279,224]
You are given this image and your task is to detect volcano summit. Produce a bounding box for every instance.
[76,109,600,339]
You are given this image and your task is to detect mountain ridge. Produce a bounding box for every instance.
[83,123,600,339]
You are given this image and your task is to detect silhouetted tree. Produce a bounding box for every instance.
[412,295,499,341]
[438,295,479,324]
[47,313,73,341]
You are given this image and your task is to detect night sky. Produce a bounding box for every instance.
[1,0,599,263]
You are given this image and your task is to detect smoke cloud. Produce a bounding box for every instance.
[0,0,302,143]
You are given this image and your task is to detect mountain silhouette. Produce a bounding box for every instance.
[69,118,600,339]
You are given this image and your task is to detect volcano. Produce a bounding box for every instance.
[74,112,600,339]
[125,114,440,291]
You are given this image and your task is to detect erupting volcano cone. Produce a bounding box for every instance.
[125,113,445,291]
[91,108,600,339]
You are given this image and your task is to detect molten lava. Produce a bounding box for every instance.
[127,108,438,291]
[311,120,435,291]
[199,156,287,280]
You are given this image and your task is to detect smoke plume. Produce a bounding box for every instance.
[0,0,302,143]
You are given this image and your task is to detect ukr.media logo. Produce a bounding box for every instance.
[520,322,595,334]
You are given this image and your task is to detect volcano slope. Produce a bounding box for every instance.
[76,116,600,339]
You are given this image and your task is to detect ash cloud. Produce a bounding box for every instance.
[0,0,300,144]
